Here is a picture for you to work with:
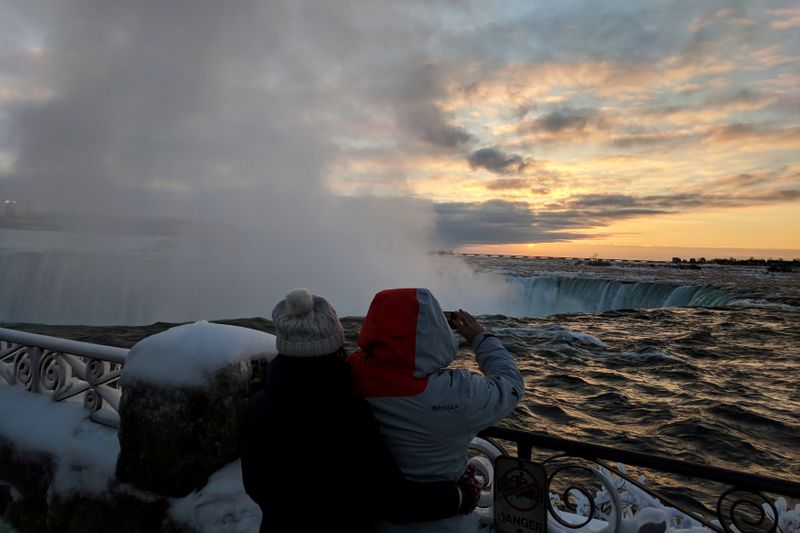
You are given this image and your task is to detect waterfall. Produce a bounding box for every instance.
[509,276,733,316]
[1,250,170,325]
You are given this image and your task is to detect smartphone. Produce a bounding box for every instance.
[444,311,457,329]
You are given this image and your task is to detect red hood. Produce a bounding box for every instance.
[348,288,458,397]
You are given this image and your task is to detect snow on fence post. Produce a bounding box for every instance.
[115,321,277,497]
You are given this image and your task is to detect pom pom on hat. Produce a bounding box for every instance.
[285,289,314,316]
[272,289,345,357]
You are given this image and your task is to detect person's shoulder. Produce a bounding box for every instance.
[428,367,478,391]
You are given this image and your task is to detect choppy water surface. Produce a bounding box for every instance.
[6,256,799,507]
[470,308,799,479]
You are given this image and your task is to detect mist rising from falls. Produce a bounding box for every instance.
[0,236,515,326]
[1,242,735,326]
[508,276,734,317]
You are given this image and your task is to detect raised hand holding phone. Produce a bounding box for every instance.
[451,309,486,344]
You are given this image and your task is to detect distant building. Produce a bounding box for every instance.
[1,199,19,215]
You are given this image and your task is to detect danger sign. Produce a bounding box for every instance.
[494,456,547,533]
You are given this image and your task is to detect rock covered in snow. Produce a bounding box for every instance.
[120,321,277,388]
[116,321,277,497]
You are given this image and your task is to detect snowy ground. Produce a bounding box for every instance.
[0,384,262,532]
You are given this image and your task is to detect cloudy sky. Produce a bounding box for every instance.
[2,0,799,260]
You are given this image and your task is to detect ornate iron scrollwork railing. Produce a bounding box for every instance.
[0,327,128,428]
[473,426,800,533]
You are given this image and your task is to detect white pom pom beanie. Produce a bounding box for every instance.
[271,289,345,357]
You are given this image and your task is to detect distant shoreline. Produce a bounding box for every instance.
[437,250,800,267]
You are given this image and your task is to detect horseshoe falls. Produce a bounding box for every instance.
[507,276,733,317]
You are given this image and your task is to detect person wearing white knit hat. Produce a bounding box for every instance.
[239,289,480,533]
[271,288,345,357]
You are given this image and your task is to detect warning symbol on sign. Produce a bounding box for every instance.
[500,467,542,512]
[494,456,547,533]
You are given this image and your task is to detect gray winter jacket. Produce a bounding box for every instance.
[349,288,525,532]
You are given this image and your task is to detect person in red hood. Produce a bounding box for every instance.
[348,288,525,532]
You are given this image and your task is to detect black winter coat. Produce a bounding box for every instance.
[239,354,459,533]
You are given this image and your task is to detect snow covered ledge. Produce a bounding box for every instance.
[0,321,276,532]
[116,321,277,497]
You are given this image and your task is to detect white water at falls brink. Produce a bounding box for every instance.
[508,276,734,317]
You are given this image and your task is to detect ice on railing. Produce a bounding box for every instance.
[0,336,126,427]
[551,464,713,533]
[545,462,800,533]
[764,498,800,533]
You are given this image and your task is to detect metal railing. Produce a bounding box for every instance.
[476,426,800,533]
[0,327,128,428]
